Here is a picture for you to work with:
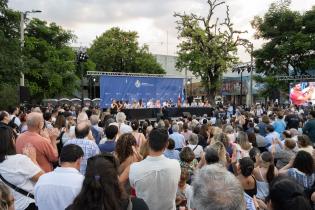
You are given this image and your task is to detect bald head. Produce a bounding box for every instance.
[75,122,90,139]
[27,112,44,131]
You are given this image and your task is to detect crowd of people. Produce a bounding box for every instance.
[110,98,211,111]
[0,102,314,210]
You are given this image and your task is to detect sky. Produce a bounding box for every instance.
[8,0,315,61]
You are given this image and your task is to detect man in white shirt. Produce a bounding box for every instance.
[34,144,84,210]
[129,128,181,210]
[9,106,21,127]
[109,112,132,134]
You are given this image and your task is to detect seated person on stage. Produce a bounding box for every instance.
[123,101,131,109]
[132,100,138,109]
[111,99,118,113]
[117,101,124,112]
[155,100,161,108]
[147,99,155,108]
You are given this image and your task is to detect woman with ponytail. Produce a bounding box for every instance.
[66,154,148,210]
[253,151,278,201]
[236,157,257,198]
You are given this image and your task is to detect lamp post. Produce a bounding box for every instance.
[238,39,254,106]
[76,50,89,107]
[93,77,96,99]
[249,43,253,106]
[20,10,42,87]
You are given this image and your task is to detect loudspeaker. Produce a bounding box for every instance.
[20,86,30,103]
[183,112,191,118]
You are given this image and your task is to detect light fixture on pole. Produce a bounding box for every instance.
[20,9,42,87]
[76,49,89,107]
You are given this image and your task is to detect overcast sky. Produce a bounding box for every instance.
[8,0,314,61]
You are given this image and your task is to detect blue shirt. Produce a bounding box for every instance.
[169,132,185,149]
[264,131,280,147]
[99,140,116,153]
[164,149,180,160]
[65,138,100,175]
[273,119,286,136]
[244,193,256,210]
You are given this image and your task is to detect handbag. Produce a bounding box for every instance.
[0,174,34,199]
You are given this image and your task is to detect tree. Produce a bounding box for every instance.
[0,0,21,108]
[88,27,165,74]
[251,1,315,100]
[174,0,246,99]
[23,18,79,101]
[252,1,315,76]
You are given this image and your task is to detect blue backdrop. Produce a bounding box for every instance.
[100,75,184,108]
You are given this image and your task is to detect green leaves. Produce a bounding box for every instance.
[174,0,242,98]
[23,19,78,101]
[0,0,21,85]
[88,27,165,74]
[252,2,315,77]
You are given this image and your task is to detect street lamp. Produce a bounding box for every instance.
[20,10,42,87]
[237,39,254,106]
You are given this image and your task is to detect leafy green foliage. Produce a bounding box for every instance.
[88,27,165,74]
[23,19,79,101]
[0,0,21,85]
[0,83,18,109]
[174,0,245,98]
[252,1,315,98]
[252,2,315,76]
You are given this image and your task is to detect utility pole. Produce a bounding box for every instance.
[20,10,42,87]
[250,43,254,106]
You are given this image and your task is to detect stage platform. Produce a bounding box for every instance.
[112,107,214,120]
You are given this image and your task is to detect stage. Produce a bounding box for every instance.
[113,107,214,120]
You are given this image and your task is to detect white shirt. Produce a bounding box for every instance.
[129,155,181,210]
[10,115,21,127]
[34,167,84,210]
[0,154,41,210]
[110,122,132,134]
[169,132,186,149]
[187,144,203,159]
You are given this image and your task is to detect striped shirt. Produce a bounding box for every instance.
[64,138,100,175]
[288,168,315,189]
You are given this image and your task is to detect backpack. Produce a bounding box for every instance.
[8,117,20,133]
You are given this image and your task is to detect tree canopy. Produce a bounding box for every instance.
[23,19,79,101]
[252,1,315,76]
[251,1,315,100]
[0,0,21,84]
[88,27,165,74]
[174,0,247,99]
[0,0,21,108]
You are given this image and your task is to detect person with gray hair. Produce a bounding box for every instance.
[109,112,132,135]
[90,115,103,144]
[170,123,186,151]
[192,164,246,210]
[187,133,203,160]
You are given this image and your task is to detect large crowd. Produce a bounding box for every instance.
[0,102,315,210]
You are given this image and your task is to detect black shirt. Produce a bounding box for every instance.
[285,114,300,129]
[66,197,149,210]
